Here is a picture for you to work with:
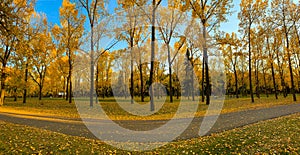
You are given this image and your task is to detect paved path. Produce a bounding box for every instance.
[0,104,300,142]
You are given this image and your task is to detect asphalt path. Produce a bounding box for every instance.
[0,103,300,142]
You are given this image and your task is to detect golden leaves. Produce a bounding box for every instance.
[13,0,26,7]
[187,0,233,28]
[60,0,78,19]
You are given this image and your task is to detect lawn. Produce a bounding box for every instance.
[0,94,299,120]
[0,113,299,154]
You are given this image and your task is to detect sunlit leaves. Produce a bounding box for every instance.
[183,0,233,29]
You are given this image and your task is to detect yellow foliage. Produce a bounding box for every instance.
[13,0,26,7]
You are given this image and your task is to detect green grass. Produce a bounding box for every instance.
[0,94,299,120]
[0,113,299,154]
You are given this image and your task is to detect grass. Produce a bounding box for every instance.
[0,113,299,154]
[0,94,299,120]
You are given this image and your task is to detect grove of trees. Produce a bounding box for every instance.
[0,0,300,109]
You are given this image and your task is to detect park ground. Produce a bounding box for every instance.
[0,95,299,154]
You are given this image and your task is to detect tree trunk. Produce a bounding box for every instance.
[149,0,156,111]
[167,44,173,103]
[275,46,287,97]
[13,88,17,101]
[130,36,134,104]
[23,63,29,104]
[191,61,195,101]
[271,62,278,99]
[139,63,144,102]
[233,65,239,98]
[0,64,7,106]
[284,29,296,101]
[62,76,65,99]
[90,24,95,107]
[187,49,195,101]
[38,85,42,100]
[203,26,210,105]
[248,25,254,103]
[201,56,205,102]
[282,6,296,101]
[66,75,69,101]
[267,36,278,99]
[255,60,260,99]
[262,62,268,97]
[69,60,72,103]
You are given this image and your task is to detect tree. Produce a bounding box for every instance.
[117,0,146,103]
[132,34,150,102]
[149,0,162,111]
[272,0,298,101]
[0,0,34,105]
[219,32,242,98]
[16,11,45,104]
[156,1,185,103]
[125,0,162,110]
[78,0,108,107]
[263,16,279,99]
[181,0,233,105]
[238,0,268,103]
[52,0,85,103]
[273,28,288,97]
[30,17,56,101]
[96,51,113,98]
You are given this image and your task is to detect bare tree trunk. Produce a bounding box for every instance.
[38,85,42,101]
[149,0,156,111]
[267,37,278,99]
[69,62,72,103]
[191,62,195,101]
[284,28,296,101]
[130,37,134,104]
[233,65,239,98]
[66,75,69,101]
[13,88,17,101]
[262,62,268,97]
[139,63,144,102]
[201,56,205,102]
[255,60,260,99]
[63,76,66,99]
[271,62,278,99]
[203,26,210,105]
[23,63,29,104]
[90,25,95,107]
[248,26,254,103]
[167,44,173,103]
[0,64,7,106]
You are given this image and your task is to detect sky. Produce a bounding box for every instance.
[35,0,241,34]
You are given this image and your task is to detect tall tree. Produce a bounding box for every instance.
[156,1,185,103]
[238,0,268,103]
[149,0,162,111]
[117,0,146,103]
[0,0,34,105]
[14,12,41,103]
[219,32,242,98]
[181,0,233,105]
[30,16,56,101]
[52,0,85,103]
[263,16,279,99]
[272,0,297,101]
[78,0,108,107]
[126,0,162,110]
[184,19,202,101]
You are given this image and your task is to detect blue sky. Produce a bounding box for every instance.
[35,0,241,34]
